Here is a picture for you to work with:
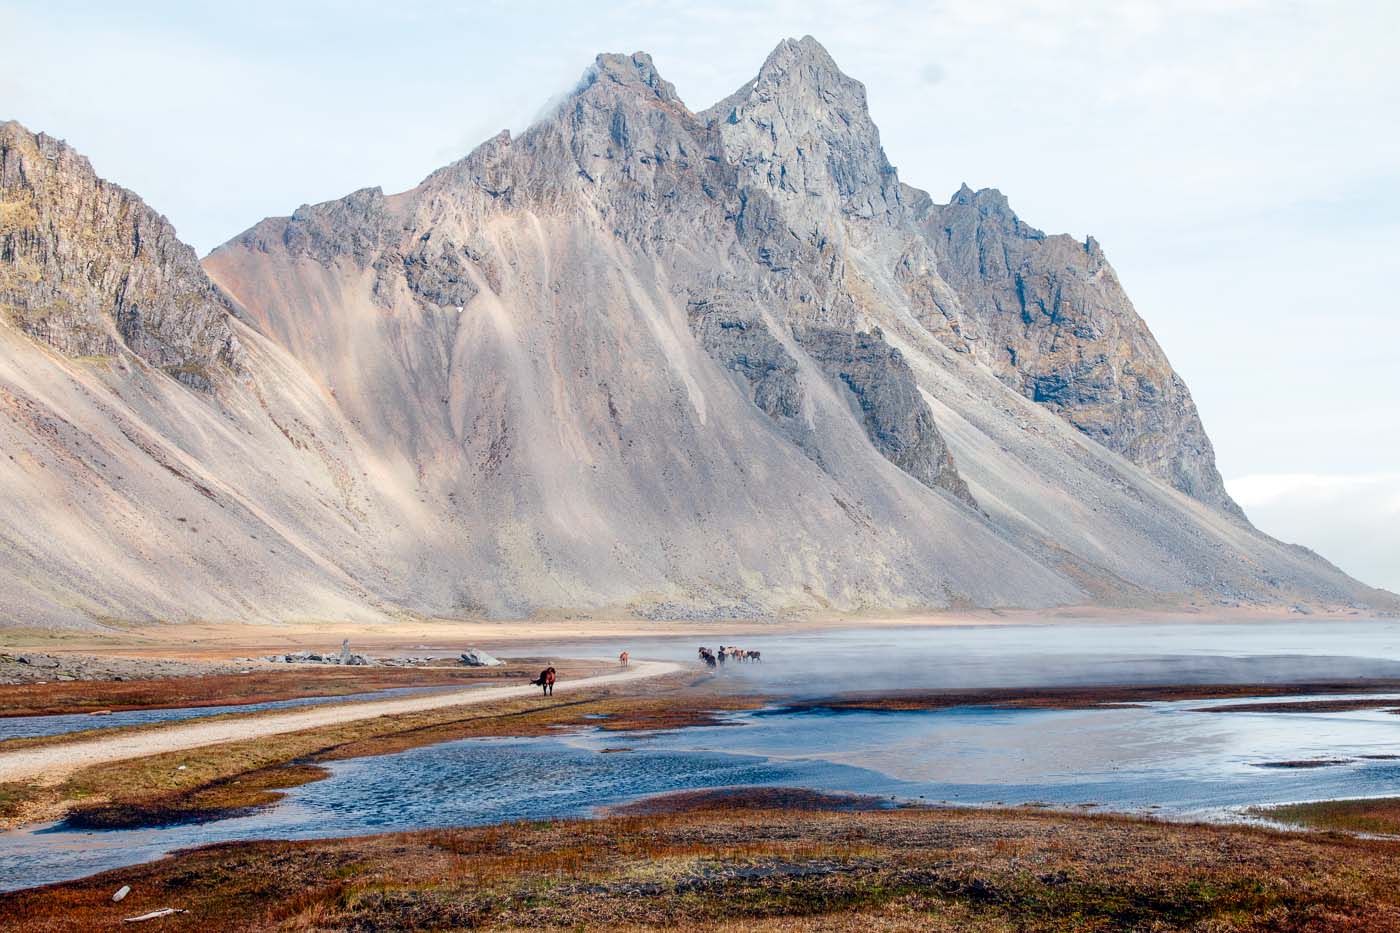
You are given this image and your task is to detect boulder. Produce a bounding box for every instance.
[459,649,505,667]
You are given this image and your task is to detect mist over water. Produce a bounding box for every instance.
[509,618,1400,695]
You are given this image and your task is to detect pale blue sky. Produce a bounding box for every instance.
[4,0,1398,589]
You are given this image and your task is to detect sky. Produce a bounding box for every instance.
[3,0,1398,591]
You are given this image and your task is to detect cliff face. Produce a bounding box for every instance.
[912,184,1243,518]
[0,122,241,390]
[0,38,1392,629]
[698,38,1241,518]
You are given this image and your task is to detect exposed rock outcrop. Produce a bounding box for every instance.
[0,122,241,390]
[794,326,973,504]
[914,184,1243,517]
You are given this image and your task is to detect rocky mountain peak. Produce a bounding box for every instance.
[758,35,845,82]
[584,51,680,106]
[703,36,900,234]
[952,182,1006,211]
[947,184,1037,233]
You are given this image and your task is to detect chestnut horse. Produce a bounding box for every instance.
[533,666,557,695]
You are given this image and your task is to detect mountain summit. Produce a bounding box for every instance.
[0,38,1391,628]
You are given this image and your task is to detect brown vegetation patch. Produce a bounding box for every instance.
[783,679,1400,713]
[1256,797,1400,836]
[609,786,905,815]
[5,798,1400,930]
[1192,697,1400,714]
[61,764,331,829]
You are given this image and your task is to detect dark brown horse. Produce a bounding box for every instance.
[533,666,557,695]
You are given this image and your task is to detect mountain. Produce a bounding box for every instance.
[1,39,1393,629]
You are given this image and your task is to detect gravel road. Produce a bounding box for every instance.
[0,659,679,785]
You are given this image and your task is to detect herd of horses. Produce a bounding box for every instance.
[697,646,761,667]
[532,644,763,695]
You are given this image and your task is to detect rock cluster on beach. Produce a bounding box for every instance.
[0,38,1396,629]
[0,652,249,685]
[257,650,372,666]
[249,648,506,668]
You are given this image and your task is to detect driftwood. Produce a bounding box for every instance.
[124,908,187,922]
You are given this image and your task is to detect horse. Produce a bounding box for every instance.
[748,650,761,663]
[619,651,630,666]
[697,647,716,668]
[532,666,557,696]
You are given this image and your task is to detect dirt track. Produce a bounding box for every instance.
[0,659,678,785]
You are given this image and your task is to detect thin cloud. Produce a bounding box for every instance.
[1228,473,1400,593]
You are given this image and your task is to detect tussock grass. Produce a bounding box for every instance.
[1256,797,1400,836]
